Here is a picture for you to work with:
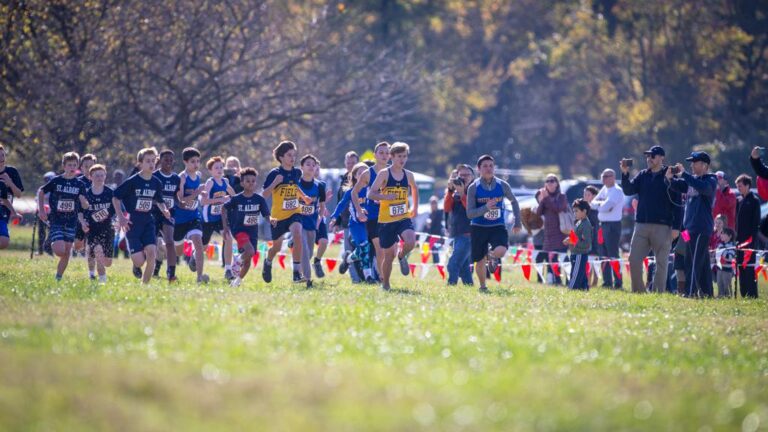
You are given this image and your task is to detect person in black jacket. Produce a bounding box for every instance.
[621,145,688,293]
[735,174,760,298]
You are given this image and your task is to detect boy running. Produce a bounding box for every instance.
[174,147,208,283]
[367,142,419,291]
[222,167,270,287]
[297,154,327,288]
[261,141,312,284]
[37,152,90,281]
[79,164,116,283]
[113,147,172,284]
[465,154,522,292]
[312,161,330,278]
[0,144,23,249]
[153,149,181,282]
[352,142,391,279]
[201,156,237,280]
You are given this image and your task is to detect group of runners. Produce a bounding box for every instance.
[1,141,523,292]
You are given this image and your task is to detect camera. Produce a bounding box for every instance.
[621,158,634,168]
[452,178,464,186]
[670,166,681,175]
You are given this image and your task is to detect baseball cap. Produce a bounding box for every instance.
[685,151,711,164]
[716,171,726,179]
[643,146,665,157]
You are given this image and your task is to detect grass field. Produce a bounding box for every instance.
[1,226,767,431]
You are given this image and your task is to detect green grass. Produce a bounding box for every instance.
[1,226,767,431]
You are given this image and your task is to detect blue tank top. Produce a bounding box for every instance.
[471,179,505,226]
[203,178,229,223]
[298,179,320,229]
[365,166,380,219]
[174,173,201,224]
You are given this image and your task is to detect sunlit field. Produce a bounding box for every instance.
[1,226,767,431]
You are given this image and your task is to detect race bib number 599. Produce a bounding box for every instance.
[136,198,153,212]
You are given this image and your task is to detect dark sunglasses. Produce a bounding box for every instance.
[545,179,558,183]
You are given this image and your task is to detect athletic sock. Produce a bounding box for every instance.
[225,265,232,271]
[313,257,320,263]
[89,271,95,278]
[168,265,176,278]
[292,261,301,272]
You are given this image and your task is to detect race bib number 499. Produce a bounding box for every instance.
[484,208,501,220]
[57,199,75,212]
[389,203,407,217]
[243,214,259,226]
[282,199,298,211]
[136,198,153,212]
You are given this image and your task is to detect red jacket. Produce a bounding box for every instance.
[712,186,736,229]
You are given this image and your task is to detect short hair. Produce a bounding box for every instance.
[273,141,297,161]
[80,154,97,165]
[345,151,359,160]
[572,198,590,212]
[476,154,494,168]
[389,142,409,156]
[62,151,80,165]
[137,147,158,163]
[721,227,735,239]
[89,164,106,175]
[455,163,475,176]
[159,149,174,158]
[584,185,599,196]
[374,141,390,153]
[206,156,225,170]
[715,213,728,224]
[300,154,319,166]
[240,167,258,179]
[182,147,201,162]
[736,174,752,187]
[225,156,241,168]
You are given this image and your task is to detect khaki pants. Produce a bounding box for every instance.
[629,223,672,293]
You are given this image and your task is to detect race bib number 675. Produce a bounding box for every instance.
[389,203,407,217]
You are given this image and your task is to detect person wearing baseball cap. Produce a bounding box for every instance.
[621,145,687,294]
[712,170,736,230]
[670,151,718,298]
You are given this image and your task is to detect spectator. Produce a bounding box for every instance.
[426,195,445,263]
[582,185,600,286]
[712,171,736,230]
[564,199,593,290]
[591,168,624,289]
[444,164,474,285]
[621,146,687,293]
[672,151,717,298]
[110,169,125,189]
[337,151,363,283]
[224,156,243,194]
[716,227,736,298]
[735,173,760,298]
[709,214,726,251]
[536,173,568,285]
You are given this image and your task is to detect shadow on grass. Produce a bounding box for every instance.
[387,288,421,296]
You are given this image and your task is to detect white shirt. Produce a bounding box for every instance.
[591,184,624,222]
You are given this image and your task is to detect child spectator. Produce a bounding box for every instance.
[564,199,593,290]
[716,227,736,298]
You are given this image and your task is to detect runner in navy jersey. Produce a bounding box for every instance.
[79,164,116,283]
[113,147,171,284]
[37,152,90,281]
[75,154,97,276]
[152,149,181,281]
[0,144,24,249]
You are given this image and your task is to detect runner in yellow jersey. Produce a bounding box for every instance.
[367,142,419,291]
[261,141,312,284]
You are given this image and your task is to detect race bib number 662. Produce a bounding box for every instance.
[282,199,298,211]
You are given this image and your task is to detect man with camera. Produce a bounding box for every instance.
[621,146,687,293]
[670,151,718,297]
[444,164,475,285]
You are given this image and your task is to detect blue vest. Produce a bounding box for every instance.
[365,166,380,219]
[203,178,229,223]
[471,179,505,226]
[174,173,201,224]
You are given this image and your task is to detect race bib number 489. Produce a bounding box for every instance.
[211,204,223,215]
[301,205,315,216]
[57,199,75,212]
[484,208,501,220]
[389,203,407,217]
[163,197,175,209]
[243,214,259,226]
[136,198,153,212]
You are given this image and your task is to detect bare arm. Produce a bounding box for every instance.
[351,170,369,216]
[408,171,419,218]
[501,181,521,229]
[367,169,393,201]
[200,179,216,205]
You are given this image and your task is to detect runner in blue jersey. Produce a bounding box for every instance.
[79,164,116,283]
[174,147,208,283]
[222,167,270,287]
[329,162,376,283]
[351,141,390,280]
[37,152,89,281]
[201,155,237,281]
[114,147,171,285]
[152,149,181,282]
[296,154,326,288]
[465,154,522,293]
[312,161,330,279]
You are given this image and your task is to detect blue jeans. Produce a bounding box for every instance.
[447,235,473,285]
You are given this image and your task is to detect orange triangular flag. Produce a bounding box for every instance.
[493,266,501,283]
[436,264,446,280]
[551,263,561,278]
[611,260,621,279]
[743,250,753,269]
[252,251,260,267]
[569,230,578,246]
[409,263,416,277]
[521,264,532,281]
[278,254,286,269]
[326,258,337,272]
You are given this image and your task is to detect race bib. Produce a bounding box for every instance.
[282,199,298,211]
[163,197,175,209]
[243,214,259,226]
[184,199,198,210]
[389,203,407,217]
[136,198,153,212]
[91,208,110,223]
[301,204,315,216]
[211,204,223,215]
[57,199,75,212]
[484,208,501,220]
